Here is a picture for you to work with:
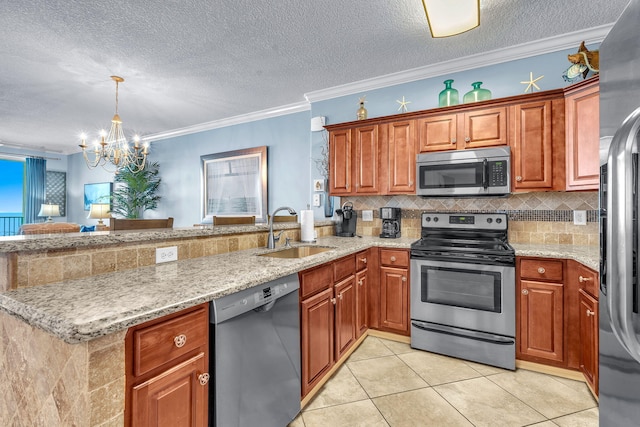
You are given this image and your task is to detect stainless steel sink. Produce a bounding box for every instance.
[259,246,334,259]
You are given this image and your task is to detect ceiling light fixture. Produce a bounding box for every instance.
[79,76,148,174]
[422,0,480,38]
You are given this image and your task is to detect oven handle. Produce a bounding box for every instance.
[411,320,515,345]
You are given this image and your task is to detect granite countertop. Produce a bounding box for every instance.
[0,236,599,345]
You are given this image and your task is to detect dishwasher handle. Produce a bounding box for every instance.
[254,300,277,313]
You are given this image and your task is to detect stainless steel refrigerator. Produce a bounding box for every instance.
[600,0,640,424]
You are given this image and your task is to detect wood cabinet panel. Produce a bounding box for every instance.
[132,307,208,378]
[520,258,564,282]
[380,249,409,268]
[329,129,351,195]
[356,269,368,338]
[335,276,357,360]
[334,255,355,283]
[519,279,564,363]
[380,266,409,335]
[300,287,335,396]
[385,120,417,193]
[566,78,600,191]
[356,250,369,272]
[463,107,508,148]
[300,263,333,300]
[579,289,599,396]
[131,352,208,427]
[353,125,380,194]
[417,114,458,152]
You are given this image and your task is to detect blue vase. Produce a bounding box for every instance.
[324,193,334,217]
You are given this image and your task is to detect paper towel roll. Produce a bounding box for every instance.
[300,210,315,242]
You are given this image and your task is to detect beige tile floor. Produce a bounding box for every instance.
[289,336,598,427]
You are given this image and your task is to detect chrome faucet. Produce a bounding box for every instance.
[267,206,297,249]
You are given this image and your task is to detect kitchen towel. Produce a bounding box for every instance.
[300,210,315,242]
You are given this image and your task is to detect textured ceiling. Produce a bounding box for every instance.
[0,0,630,154]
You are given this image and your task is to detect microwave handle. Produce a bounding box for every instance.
[482,158,489,189]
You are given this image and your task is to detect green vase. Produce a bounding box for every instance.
[438,79,459,107]
[463,82,492,103]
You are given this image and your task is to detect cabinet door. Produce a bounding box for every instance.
[300,287,335,397]
[519,279,564,363]
[386,120,417,193]
[566,82,600,190]
[131,352,208,427]
[417,114,458,152]
[380,266,409,335]
[511,101,554,190]
[353,125,379,194]
[335,276,357,360]
[328,129,351,195]
[463,107,507,149]
[579,289,599,396]
[356,269,368,338]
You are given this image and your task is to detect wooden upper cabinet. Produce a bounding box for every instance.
[464,107,508,149]
[383,120,417,194]
[510,97,565,191]
[353,125,379,194]
[328,129,351,195]
[418,114,458,152]
[565,77,600,191]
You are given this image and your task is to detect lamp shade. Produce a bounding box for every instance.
[38,203,61,222]
[88,203,111,225]
[422,0,480,38]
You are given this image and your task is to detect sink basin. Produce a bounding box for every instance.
[259,246,334,259]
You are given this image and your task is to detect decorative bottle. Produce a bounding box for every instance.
[356,101,367,120]
[463,82,492,103]
[438,79,459,107]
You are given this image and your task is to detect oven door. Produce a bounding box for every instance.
[410,258,515,337]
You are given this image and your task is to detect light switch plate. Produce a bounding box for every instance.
[313,193,321,207]
[362,210,373,221]
[156,246,178,263]
[573,210,587,226]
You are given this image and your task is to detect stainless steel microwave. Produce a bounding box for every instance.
[416,146,511,197]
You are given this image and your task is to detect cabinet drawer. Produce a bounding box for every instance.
[300,263,333,300]
[380,249,409,267]
[334,255,356,282]
[520,258,564,282]
[356,251,369,272]
[575,263,599,298]
[133,306,208,376]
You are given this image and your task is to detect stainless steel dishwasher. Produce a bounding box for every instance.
[209,273,301,427]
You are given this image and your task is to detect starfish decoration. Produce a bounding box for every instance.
[396,96,411,113]
[358,95,367,105]
[520,72,544,93]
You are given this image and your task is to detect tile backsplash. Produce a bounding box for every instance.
[344,191,599,246]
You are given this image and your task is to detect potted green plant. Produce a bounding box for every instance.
[111,162,162,219]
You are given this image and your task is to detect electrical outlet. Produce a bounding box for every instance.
[362,210,373,221]
[313,193,321,207]
[573,210,587,226]
[156,246,178,263]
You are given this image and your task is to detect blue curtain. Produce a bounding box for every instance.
[25,158,46,223]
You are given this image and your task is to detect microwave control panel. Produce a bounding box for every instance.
[488,161,508,187]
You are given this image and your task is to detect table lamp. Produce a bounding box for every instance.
[38,203,61,222]
[88,203,111,226]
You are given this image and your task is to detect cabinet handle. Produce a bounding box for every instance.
[451,139,456,144]
[390,256,397,262]
[339,293,343,300]
[198,373,210,386]
[331,297,336,305]
[537,267,546,274]
[359,279,364,286]
[587,309,595,317]
[174,334,187,348]
[516,176,523,182]
[360,258,367,264]
[402,276,407,282]
[465,137,470,142]
[579,275,593,283]
[522,289,529,295]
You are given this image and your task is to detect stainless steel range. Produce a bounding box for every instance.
[410,212,516,370]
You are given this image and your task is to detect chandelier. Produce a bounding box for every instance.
[79,76,148,174]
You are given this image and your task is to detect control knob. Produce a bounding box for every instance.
[486,218,493,223]
[496,218,502,224]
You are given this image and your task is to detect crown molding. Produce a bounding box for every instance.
[144,101,310,143]
[304,24,613,103]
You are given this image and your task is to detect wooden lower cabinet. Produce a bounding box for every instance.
[356,268,368,338]
[378,249,410,336]
[579,289,599,395]
[125,303,210,427]
[335,275,357,360]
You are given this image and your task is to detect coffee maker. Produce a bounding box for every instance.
[380,207,401,238]
[336,201,357,237]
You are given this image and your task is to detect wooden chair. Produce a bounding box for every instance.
[110,217,174,231]
[20,222,81,235]
[267,214,298,223]
[213,216,255,225]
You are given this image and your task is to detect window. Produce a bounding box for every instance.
[0,159,25,236]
